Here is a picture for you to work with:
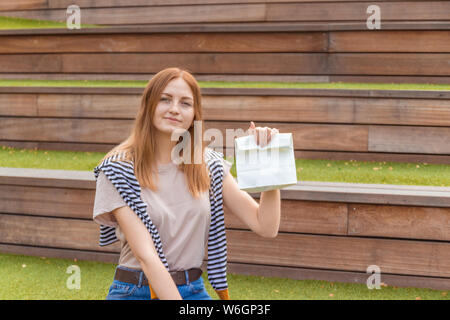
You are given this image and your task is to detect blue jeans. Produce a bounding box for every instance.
[106,266,212,300]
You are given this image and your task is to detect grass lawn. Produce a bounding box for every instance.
[0,15,102,29]
[0,252,448,300]
[1,145,449,187]
[0,78,449,91]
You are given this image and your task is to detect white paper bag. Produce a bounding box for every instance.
[234,132,297,192]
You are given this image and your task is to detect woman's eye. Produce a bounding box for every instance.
[160,97,191,107]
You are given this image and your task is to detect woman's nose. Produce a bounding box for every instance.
[168,100,181,112]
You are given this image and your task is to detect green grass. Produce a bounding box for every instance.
[0,146,107,172]
[1,145,450,187]
[288,158,450,187]
[0,15,102,29]
[0,252,448,300]
[200,81,450,91]
[0,78,449,91]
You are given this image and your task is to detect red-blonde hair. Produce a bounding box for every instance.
[99,67,210,198]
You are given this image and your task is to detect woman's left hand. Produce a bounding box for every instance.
[247,121,279,147]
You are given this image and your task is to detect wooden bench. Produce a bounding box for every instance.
[1,86,450,164]
[1,166,449,290]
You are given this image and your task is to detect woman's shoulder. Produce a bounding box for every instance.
[94,150,135,178]
[204,147,225,163]
[204,147,232,177]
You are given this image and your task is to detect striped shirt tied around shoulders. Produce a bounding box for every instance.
[93,148,229,300]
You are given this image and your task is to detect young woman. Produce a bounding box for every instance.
[92,67,281,300]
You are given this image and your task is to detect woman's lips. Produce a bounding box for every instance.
[165,117,181,122]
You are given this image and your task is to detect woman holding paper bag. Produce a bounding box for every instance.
[92,67,281,301]
[222,121,281,239]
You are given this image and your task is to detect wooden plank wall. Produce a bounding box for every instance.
[0,1,449,83]
[1,87,450,164]
[1,168,449,290]
[1,0,449,26]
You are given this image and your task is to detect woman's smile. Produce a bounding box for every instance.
[165,117,181,123]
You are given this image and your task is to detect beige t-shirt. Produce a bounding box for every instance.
[93,157,232,271]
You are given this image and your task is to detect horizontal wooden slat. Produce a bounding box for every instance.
[204,121,369,152]
[0,93,38,116]
[34,93,140,119]
[2,2,449,25]
[0,32,327,54]
[0,117,134,143]
[0,0,445,12]
[0,213,120,253]
[266,2,450,22]
[0,54,63,72]
[210,123,450,156]
[0,0,417,12]
[1,52,448,76]
[0,0,46,11]
[204,96,450,126]
[330,31,450,53]
[225,199,348,235]
[3,93,450,127]
[329,53,450,76]
[0,184,94,219]
[0,53,328,74]
[348,204,450,241]
[0,118,368,151]
[0,72,332,83]
[369,125,450,154]
[4,31,443,55]
[226,229,450,278]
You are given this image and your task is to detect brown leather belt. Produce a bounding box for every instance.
[114,267,202,286]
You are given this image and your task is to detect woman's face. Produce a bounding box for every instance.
[153,77,195,136]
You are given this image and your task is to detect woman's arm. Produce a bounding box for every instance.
[222,174,280,238]
[222,121,281,238]
[112,206,182,300]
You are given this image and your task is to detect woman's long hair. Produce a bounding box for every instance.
[99,67,210,198]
